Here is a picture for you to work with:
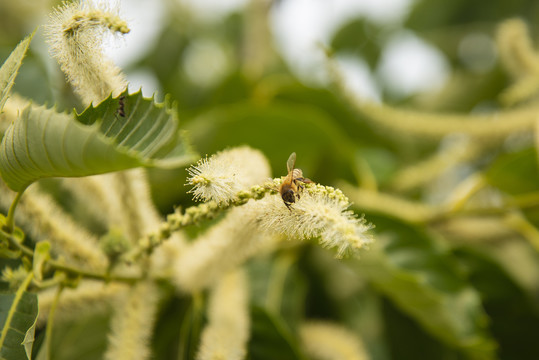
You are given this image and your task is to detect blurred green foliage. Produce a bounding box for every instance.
[2,0,539,359]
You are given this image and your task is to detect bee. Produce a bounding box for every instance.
[280,152,312,210]
[116,95,126,117]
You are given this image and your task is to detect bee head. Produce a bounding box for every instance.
[281,189,296,204]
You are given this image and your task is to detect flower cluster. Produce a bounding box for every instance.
[45,0,129,105]
[252,180,373,258]
[186,146,271,205]
[181,147,372,272]
[197,270,250,360]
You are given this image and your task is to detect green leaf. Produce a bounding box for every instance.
[177,296,204,360]
[248,306,307,360]
[0,90,196,191]
[485,147,539,196]
[0,32,33,112]
[248,253,308,332]
[454,246,539,360]
[0,272,38,360]
[187,101,357,184]
[35,311,111,360]
[358,220,496,359]
[330,18,382,68]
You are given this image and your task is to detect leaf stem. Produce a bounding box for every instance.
[1,229,139,284]
[0,270,34,350]
[44,284,63,360]
[4,189,26,233]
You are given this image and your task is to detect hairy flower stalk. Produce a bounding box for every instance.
[130,183,275,261]
[45,0,129,105]
[187,146,271,205]
[196,269,250,360]
[300,321,370,360]
[104,281,160,360]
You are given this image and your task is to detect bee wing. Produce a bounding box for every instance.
[287,152,296,173]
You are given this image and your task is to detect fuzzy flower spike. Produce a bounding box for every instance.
[254,179,372,258]
[45,0,129,105]
[187,146,271,205]
[185,149,371,258]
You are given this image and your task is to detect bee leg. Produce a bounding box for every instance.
[296,177,312,184]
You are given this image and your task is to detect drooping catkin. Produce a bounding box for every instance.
[97,169,163,243]
[496,19,539,105]
[300,321,370,360]
[45,0,129,105]
[253,181,373,258]
[0,181,107,270]
[196,269,250,360]
[496,18,539,79]
[172,205,278,293]
[187,146,271,205]
[104,281,160,360]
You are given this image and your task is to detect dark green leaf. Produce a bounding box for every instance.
[485,147,539,196]
[187,101,357,184]
[0,290,38,360]
[248,253,307,332]
[35,311,111,360]
[248,306,307,360]
[406,0,539,31]
[177,296,204,360]
[330,18,383,69]
[455,246,539,360]
[0,90,196,191]
[357,219,496,359]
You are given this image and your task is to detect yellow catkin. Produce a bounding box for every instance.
[104,281,160,360]
[340,183,440,224]
[300,321,370,360]
[197,269,250,360]
[97,169,163,243]
[187,146,272,205]
[495,19,539,104]
[496,18,539,79]
[253,182,372,258]
[173,205,278,293]
[0,182,107,270]
[45,0,129,105]
[327,54,539,141]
